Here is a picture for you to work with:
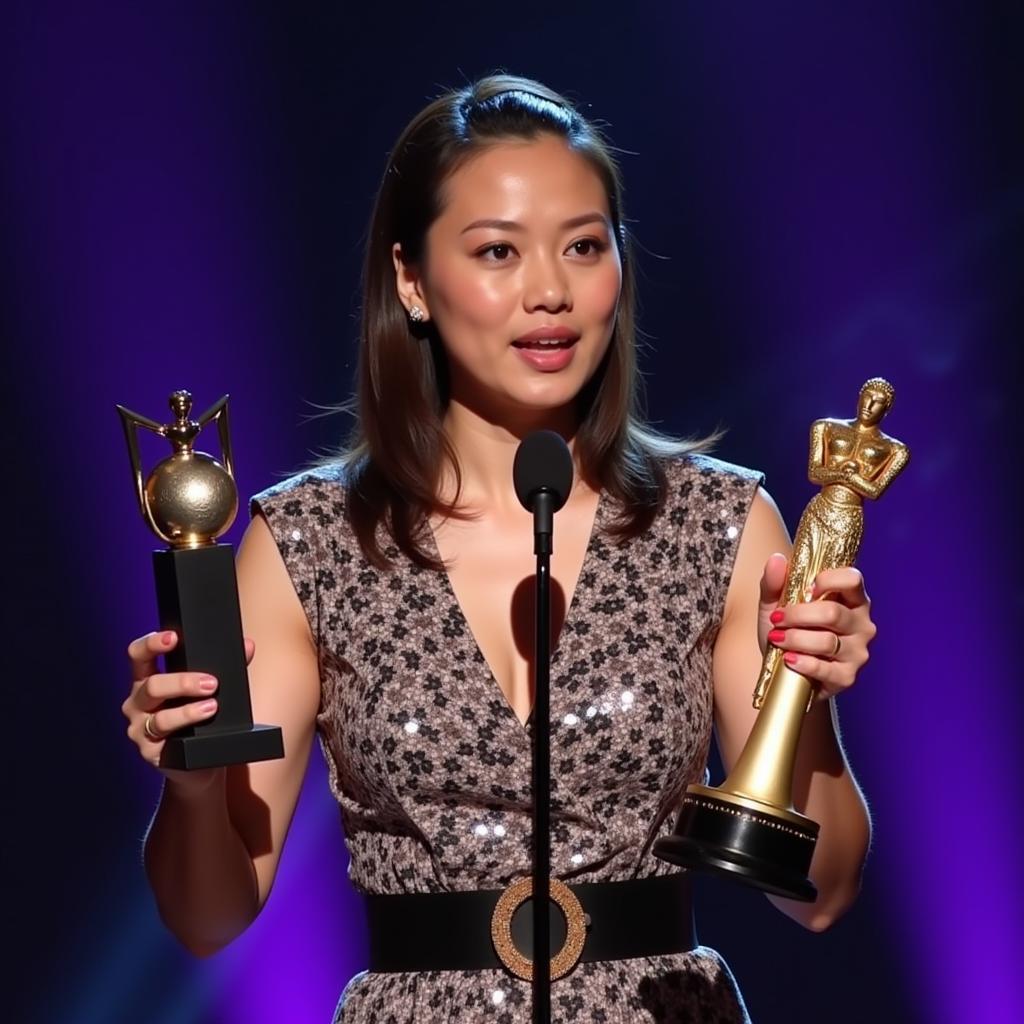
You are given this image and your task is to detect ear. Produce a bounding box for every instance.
[392,242,431,321]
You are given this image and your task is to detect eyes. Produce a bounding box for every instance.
[475,237,608,263]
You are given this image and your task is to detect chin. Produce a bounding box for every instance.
[511,377,587,411]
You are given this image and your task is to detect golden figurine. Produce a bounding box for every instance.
[754,377,910,710]
[653,377,908,900]
[116,390,237,549]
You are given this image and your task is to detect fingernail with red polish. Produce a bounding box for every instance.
[161,631,174,645]
[783,652,799,666]
[768,629,786,644]
[769,610,784,625]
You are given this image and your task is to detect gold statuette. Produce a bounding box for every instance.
[653,378,909,900]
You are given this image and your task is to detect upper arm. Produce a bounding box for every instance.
[227,512,321,911]
[710,486,792,775]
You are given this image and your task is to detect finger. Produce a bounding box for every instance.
[758,553,789,609]
[126,630,177,681]
[781,651,857,693]
[811,567,868,607]
[767,627,845,660]
[244,636,255,664]
[769,600,853,632]
[137,699,219,743]
[130,672,218,714]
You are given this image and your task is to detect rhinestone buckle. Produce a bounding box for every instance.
[490,876,588,981]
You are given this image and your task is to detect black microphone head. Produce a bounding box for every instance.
[513,430,574,512]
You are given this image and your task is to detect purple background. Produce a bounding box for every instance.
[4,3,1021,1022]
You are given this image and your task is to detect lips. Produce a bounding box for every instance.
[512,341,578,372]
[512,326,581,348]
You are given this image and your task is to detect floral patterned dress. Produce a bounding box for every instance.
[250,453,763,1023]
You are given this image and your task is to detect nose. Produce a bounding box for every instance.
[522,252,572,313]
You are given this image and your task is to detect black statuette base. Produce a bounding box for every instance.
[161,724,284,771]
[652,792,819,902]
[153,544,284,770]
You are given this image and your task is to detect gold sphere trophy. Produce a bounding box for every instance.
[116,390,285,770]
[653,378,909,900]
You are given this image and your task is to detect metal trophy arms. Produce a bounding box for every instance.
[119,391,237,548]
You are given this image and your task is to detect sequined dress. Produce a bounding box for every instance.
[250,453,763,1023]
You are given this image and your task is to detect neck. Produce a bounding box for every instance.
[440,398,582,512]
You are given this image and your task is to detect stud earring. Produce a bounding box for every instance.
[408,304,425,323]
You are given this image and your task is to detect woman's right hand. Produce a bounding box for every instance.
[122,630,255,793]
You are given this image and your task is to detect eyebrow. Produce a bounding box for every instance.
[460,211,610,234]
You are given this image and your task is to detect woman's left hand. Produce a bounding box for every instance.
[756,552,877,703]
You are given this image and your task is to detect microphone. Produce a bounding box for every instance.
[513,430,574,555]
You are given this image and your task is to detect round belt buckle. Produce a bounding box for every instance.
[490,876,587,981]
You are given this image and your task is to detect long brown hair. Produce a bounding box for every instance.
[320,73,718,569]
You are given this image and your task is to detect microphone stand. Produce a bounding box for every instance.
[514,431,572,1024]
[531,489,555,1024]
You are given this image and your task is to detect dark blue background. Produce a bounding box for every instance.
[4,3,1021,1021]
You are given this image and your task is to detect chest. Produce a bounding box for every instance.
[428,490,601,727]
[321,473,725,818]
[827,429,890,474]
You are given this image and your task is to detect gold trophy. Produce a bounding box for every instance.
[116,390,284,770]
[653,378,909,900]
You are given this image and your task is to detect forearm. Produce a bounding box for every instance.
[767,698,872,930]
[143,772,260,956]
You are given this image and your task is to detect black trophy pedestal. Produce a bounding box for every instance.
[153,544,284,770]
[652,788,819,902]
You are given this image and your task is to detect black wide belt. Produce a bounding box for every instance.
[364,872,696,979]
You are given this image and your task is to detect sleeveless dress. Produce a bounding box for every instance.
[250,453,764,1023]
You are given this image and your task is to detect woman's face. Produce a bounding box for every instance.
[394,134,622,424]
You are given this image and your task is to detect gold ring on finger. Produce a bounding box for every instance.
[829,634,842,658]
[143,713,164,742]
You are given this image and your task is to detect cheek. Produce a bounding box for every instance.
[580,262,622,323]
[431,261,514,328]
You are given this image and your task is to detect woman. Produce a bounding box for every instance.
[122,74,875,1022]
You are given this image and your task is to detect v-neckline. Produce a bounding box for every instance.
[426,487,607,735]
